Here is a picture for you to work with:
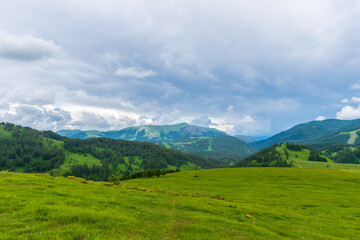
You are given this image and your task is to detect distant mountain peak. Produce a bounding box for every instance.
[57,122,226,142]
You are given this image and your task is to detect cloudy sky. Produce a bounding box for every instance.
[0,0,360,136]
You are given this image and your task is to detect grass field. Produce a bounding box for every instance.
[1,168,360,239]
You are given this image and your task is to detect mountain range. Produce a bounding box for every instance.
[57,118,360,163]
[57,123,256,161]
[250,119,360,150]
[57,123,226,142]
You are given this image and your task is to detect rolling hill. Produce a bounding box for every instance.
[251,118,360,150]
[57,123,226,142]
[235,143,326,167]
[235,142,360,170]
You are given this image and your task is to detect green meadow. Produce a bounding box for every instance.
[1,168,360,239]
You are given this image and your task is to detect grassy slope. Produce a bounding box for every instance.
[0,125,12,138]
[277,144,332,163]
[339,129,360,144]
[275,143,360,170]
[1,168,360,239]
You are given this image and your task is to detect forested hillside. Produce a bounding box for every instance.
[0,122,225,181]
[0,123,65,173]
[158,135,256,164]
[234,143,329,168]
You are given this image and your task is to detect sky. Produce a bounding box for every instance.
[0,0,360,136]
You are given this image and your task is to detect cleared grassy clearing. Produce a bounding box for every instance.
[340,129,360,144]
[1,168,360,239]
[277,144,333,162]
[53,152,102,175]
[42,138,64,149]
[0,125,12,138]
[205,138,213,151]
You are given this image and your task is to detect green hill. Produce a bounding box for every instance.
[1,168,360,239]
[251,118,360,150]
[0,122,224,181]
[57,123,226,142]
[235,143,328,167]
[235,142,360,170]
[158,135,256,163]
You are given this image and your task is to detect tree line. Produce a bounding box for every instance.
[109,168,180,183]
[63,138,220,171]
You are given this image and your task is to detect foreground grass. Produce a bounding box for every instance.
[1,168,360,239]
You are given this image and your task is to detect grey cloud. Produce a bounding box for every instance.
[71,112,112,130]
[0,1,359,134]
[2,105,72,130]
[0,32,61,61]
[191,116,212,127]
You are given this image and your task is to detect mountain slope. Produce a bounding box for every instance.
[159,135,256,161]
[234,135,258,143]
[57,123,226,142]
[251,119,360,150]
[57,124,258,163]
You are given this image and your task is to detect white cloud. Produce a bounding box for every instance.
[0,32,61,61]
[209,115,268,135]
[350,82,360,90]
[315,116,326,121]
[115,66,157,78]
[336,105,360,120]
[352,97,360,103]
[341,98,350,103]
[226,105,234,112]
